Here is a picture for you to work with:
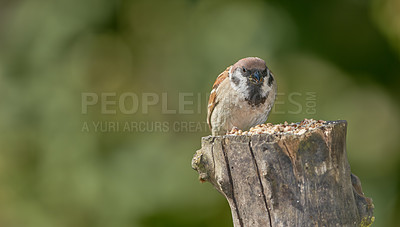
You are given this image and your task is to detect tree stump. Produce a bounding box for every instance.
[192,120,374,227]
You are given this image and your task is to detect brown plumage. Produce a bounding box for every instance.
[207,66,229,130]
[207,57,277,136]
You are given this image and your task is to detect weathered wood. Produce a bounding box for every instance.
[192,120,374,227]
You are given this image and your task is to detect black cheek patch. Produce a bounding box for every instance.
[268,75,274,87]
[231,76,240,86]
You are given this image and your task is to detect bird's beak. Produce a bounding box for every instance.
[249,72,263,84]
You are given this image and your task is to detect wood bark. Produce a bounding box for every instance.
[192,120,374,227]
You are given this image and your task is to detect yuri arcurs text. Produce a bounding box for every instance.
[81,121,209,133]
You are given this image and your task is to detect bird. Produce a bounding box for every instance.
[207,57,277,136]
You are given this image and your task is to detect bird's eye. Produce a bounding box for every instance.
[242,67,247,72]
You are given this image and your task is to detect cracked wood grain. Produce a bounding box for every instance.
[248,139,272,227]
[221,139,244,227]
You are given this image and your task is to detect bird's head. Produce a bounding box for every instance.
[229,57,275,98]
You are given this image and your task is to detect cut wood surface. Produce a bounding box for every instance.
[192,120,374,227]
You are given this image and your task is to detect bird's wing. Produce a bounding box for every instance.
[207,66,230,131]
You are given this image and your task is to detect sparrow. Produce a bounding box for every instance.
[207,57,277,136]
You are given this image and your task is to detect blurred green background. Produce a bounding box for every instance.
[1,0,400,226]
